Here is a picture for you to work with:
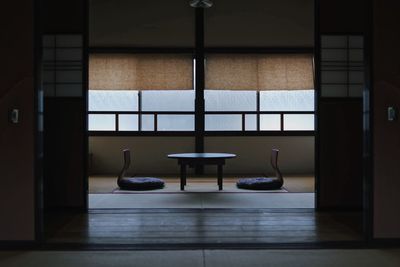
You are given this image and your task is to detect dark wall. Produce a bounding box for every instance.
[319,0,367,33]
[89,0,194,47]
[317,0,367,209]
[89,0,314,47]
[0,1,35,240]
[373,0,400,238]
[41,0,85,33]
[204,0,314,47]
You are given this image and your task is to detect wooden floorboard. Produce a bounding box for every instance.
[45,209,363,245]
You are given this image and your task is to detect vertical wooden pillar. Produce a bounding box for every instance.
[195,8,205,174]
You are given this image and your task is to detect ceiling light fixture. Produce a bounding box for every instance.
[189,0,213,8]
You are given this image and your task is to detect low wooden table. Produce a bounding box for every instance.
[167,153,236,190]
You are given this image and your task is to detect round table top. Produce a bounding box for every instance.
[167,153,236,159]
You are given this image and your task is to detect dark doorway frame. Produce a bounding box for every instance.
[31,0,374,248]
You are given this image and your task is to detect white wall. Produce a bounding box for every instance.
[89,137,195,175]
[89,136,314,175]
[205,136,314,174]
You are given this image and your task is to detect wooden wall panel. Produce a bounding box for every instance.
[373,0,400,238]
[0,0,35,240]
[44,98,85,208]
[319,100,363,208]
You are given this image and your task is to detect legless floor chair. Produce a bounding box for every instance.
[236,149,284,190]
[117,149,165,190]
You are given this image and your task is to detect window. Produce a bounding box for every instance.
[204,54,315,132]
[88,53,194,132]
[89,90,138,131]
[205,90,257,131]
[88,53,315,134]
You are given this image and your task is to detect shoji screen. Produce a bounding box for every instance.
[320,35,364,98]
[43,34,83,97]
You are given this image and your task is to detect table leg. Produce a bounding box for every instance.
[180,164,186,190]
[217,164,223,190]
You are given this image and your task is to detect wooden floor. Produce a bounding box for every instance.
[43,173,365,247]
[2,248,400,267]
[46,176,359,247]
[45,209,363,246]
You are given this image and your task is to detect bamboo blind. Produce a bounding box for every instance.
[89,54,193,90]
[205,54,314,90]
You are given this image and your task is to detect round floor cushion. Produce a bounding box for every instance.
[236,177,283,190]
[118,177,165,191]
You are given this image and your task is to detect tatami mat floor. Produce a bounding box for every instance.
[89,175,315,193]
[89,175,315,209]
[89,192,314,209]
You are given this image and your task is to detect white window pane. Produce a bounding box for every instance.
[56,84,82,97]
[43,71,55,83]
[119,115,138,131]
[43,84,55,97]
[205,115,242,131]
[284,114,314,131]
[56,70,82,83]
[245,114,257,131]
[56,48,82,61]
[321,36,347,48]
[89,90,138,111]
[321,49,347,61]
[157,115,194,131]
[321,71,347,83]
[142,90,194,111]
[349,36,363,48]
[141,115,154,131]
[260,115,280,131]
[43,49,55,61]
[321,84,348,97]
[260,90,314,111]
[43,35,55,47]
[349,71,364,83]
[89,114,115,131]
[205,90,257,111]
[349,49,363,62]
[349,85,363,97]
[56,35,82,47]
